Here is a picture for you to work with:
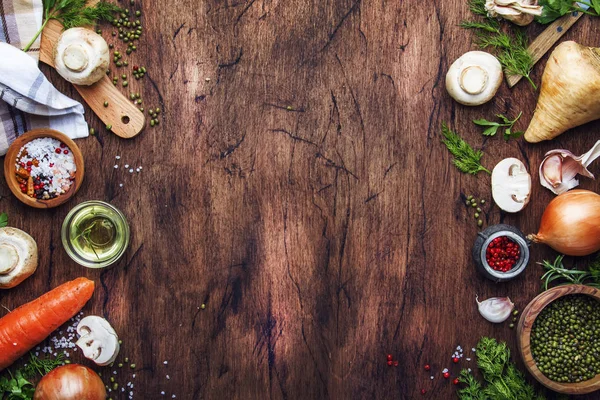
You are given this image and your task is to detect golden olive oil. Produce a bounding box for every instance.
[62,201,130,268]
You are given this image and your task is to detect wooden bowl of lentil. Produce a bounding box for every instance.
[3,129,84,209]
[517,284,600,395]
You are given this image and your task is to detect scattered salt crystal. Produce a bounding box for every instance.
[166,375,170,380]
[442,368,448,373]
[172,396,176,399]
[119,183,124,187]
[466,358,471,361]
[132,374,136,378]
[430,376,434,380]
[472,348,476,352]
[114,165,119,169]
[129,169,134,173]
[116,156,121,160]
[164,361,168,365]
[125,164,129,168]
[161,392,165,396]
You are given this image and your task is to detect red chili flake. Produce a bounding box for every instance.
[393,361,399,367]
[453,378,460,385]
[19,162,25,167]
[452,357,459,364]
[26,167,32,172]
[387,360,392,366]
[443,372,450,379]
[63,149,69,155]
[26,161,32,166]
[421,389,426,395]
[55,148,61,154]
[424,364,431,371]
[387,354,392,361]
[485,236,520,272]
[49,163,54,167]
[133,65,139,71]
[60,142,66,148]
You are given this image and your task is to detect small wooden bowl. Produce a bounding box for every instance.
[3,129,84,208]
[517,285,600,395]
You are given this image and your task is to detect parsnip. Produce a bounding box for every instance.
[524,41,600,143]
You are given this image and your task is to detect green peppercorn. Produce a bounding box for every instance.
[201,303,206,309]
[477,220,483,227]
[155,107,161,113]
[150,119,155,127]
[136,10,141,16]
[89,128,95,136]
[130,363,136,369]
[106,124,112,130]
[110,377,115,383]
[104,101,109,107]
[113,383,119,390]
[123,81,129,87]
[476,207,482,212]
[509,323,514,329]
[139,107,144,112]
[467,195,473,201]
[116,61,123,67]
[125,357,129,363]
[474,213,479,218]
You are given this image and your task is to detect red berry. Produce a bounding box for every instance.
[49,163,54,167]
[393,361,399,367]
[63,149,69,154]
[421,389,426,395]
[452,357,459,364]
[133,65,139,70]
[424,364,431,371]
[55,148,61,154]
[60,142,66,148]
[387,354,392,361]
[443,372,450,379]
[453,378,460,385]
[26,161,32,166]
[387,360,392,366]
[26,167,31,172]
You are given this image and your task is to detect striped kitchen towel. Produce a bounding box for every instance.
[0,0,88,156]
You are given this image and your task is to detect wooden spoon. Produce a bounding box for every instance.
[39,20,144,138]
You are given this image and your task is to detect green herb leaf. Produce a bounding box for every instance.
[474,112,523,141]
[22,0,122,52]
[473,119,500,127]
[441,123,491,175]
[483,126,500,136]
[0,212,7,228]
[458,337,546,400]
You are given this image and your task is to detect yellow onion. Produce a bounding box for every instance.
[527,190,600,256]
[33,364,106,400]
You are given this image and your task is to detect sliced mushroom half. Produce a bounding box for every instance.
[76,316,120,366]
[491,158,532,213]
[0,227,38,289]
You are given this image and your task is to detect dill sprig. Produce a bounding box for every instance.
[22,0,122,52]
[460,0,536,89]
[457,337,546,400]
[441,123,491,175]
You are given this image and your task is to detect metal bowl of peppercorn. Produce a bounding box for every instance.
[4,129,84,208]
[472,224,530,282]
[517,285,600,395]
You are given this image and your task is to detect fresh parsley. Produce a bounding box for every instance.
[539,255,600,290]
[22,0,122,52]
[0,353,65,400]
[441,123,491,175]
[0,213,7,228]
[460,0,536,89]
[473,112,524,141]
[537,0,600,24]
[457,337,546,400]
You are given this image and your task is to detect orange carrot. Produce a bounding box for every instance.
[0,277,95,371]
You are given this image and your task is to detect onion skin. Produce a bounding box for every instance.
[528,190,600,256]
[33,364,106,400]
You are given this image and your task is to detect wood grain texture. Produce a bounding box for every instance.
[40,20,145,139]
[1,1,600,398]
[517,285,600,395]
[3,129,84,209]
[507,12,584,87]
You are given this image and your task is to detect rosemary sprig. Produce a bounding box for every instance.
[539,255,600,291]
[460,0,536,89]
[441,123,491,175]
[22,0,122,52]
[74,220,101,260]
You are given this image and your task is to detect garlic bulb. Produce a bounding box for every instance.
[485,0,543,26]
[540,140,600,195]
[446,51,503,106]
[54,28,109,86]
[476,295,514,323]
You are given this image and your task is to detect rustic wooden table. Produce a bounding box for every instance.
[1,1,600,399]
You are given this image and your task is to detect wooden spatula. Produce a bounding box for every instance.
[507,11,585,87]
[39,20,144,138]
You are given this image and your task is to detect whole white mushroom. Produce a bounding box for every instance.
[0,227,38,289]
[54,27,109,86]
[446,51,503,106]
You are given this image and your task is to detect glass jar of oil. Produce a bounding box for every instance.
[61,201,130,268]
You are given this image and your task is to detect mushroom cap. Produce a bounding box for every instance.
[446,51,503,106]
[0,227,38,289]
[76,316,120,366]
[491,158,532,213]
[54,28,109,86]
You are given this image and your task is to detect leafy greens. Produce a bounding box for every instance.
[22,0,122,52]
[537,0,600,24]
[441,123,491,175]
[457,337,545,400]
[0,353,64,400]
[0,213,7,228]
[473,113,524,141]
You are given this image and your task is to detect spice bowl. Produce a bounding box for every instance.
[61,201,130,269]
[4,129,84,208]
[472,224,529,282]
[517,285,600,395]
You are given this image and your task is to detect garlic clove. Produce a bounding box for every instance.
[539,140,600,195]
[476,295,515,323]
[485,0,542,25]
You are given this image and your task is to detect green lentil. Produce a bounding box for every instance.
[136,10,141,16]
[89,128,95,136]
[122,81,129,87]
[122,74,127,79]
[104,101,109,107]
[467,195,473,201]
[113,383,119,390]
[201,303,206,310]
[477,220,483,227]
[477,207,482,213]
[150,119,155,127]
[531,295,600,383]
[118,363,123,368]
[110,377,115,383]
[474,213,480,219]
[106,124,112,130]
[125,357,129,363]
[130,363,136,369]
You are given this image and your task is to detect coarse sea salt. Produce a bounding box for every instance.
[15,137,76,199]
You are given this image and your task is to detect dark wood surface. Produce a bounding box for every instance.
[1,1,600,399]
